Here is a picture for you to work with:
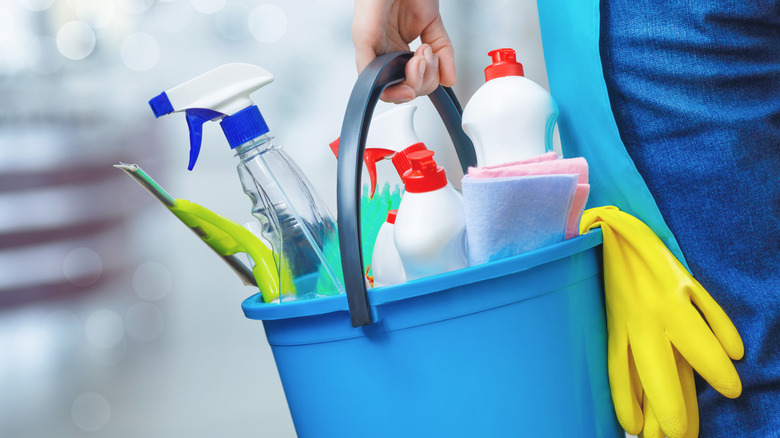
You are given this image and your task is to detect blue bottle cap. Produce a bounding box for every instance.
[220,105,270,149]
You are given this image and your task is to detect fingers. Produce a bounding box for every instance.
[608,333,644,435]
[380,44,440,103]
[687,276,745,360]
[420,14,456,87]
[668,305,742,399]
[631,332,688,438]
[352,0,393,73]
[677,352,700,438]
[639,392,664,438]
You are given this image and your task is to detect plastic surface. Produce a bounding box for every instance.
[329,105,426,197]
[370,210,405,287]
[485,48,525,81]
[394,153,467,281]
[535,0,688,270]
[462,49,558,166]
[402,150,447,193]
[149,63,274,169]
[235,133,343,301]
[580,207,743,438]
[241,230,622,437]
[335,51,477,327]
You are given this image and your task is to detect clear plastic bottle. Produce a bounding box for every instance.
[235,133,343,300]
[149,63,344,301]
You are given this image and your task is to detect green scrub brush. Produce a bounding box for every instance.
[315,182,402,294]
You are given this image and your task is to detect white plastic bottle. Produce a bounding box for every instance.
[371,210,406,287]
[461,48,559,166]
[329,104,428,197]
[393,150,467,281]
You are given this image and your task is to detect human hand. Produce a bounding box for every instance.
[352,0,456,103]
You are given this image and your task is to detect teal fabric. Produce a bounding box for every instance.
[535,0,689,270]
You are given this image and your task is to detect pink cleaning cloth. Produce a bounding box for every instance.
[468,154,590,239]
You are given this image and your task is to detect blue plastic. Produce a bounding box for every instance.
[243,230,622,437]
[148,92,174,118]
[535,0,688,270]
[220,105,270,149]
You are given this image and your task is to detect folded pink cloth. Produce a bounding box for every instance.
[468,153,589,239]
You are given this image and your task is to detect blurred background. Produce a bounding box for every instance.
[0,0,550,436]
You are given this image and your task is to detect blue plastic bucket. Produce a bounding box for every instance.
[242,53,621,437]
[243,230,621,437]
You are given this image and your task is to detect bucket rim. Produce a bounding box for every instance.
[242,229,602,321]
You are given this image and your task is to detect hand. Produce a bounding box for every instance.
[352,0,456,103]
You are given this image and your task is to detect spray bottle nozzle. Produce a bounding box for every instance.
[329,137,393,198]
[149,63,274,171]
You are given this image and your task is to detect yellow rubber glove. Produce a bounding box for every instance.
[639,348,699,438]
[580,206,744,438]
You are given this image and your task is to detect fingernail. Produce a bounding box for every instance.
[418,60,426,79]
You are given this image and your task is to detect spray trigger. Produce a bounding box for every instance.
[184,109,224,170]
[329,138,393,198]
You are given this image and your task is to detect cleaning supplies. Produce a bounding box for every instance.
[462,174,577,266]
[394,150,467,280]
[371,209,406,287]
[461,48,558,166]
[148,63,343,301]
[580,206,743,438]
[329,104,428,197]
[470,152,590,239]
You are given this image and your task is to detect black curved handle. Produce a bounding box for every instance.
[336,51,477,327]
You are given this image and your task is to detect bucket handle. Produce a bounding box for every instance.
[336,51,477,327]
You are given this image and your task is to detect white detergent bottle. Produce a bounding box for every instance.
[329,104,428,197]
[394,150,467,281]
[461,48,559,166]
[371,210,406,287]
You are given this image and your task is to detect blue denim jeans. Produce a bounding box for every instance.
[600,0,780,436]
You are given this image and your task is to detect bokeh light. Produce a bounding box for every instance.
[84,309,124,349]
[56,21,96,61]
[215,1,251,41]
[153,0,194,34]
[125,302,164,342]
[0,6,14,43]
[44,309,82,349]
[19,0,55,12]
[71,393,111,432]
[120,32,160,71]
[248,4,287,43]
[117,0,154,15]
[62,247,103,287]
[132,261,173,301]
[190,0,226,14]
[77,0,117,28]
[28,36,63,75]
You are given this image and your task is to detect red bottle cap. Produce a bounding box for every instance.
[391,142,427,178]
[484,48,524,81]
[386,209,398,224]
[403,150,447,193]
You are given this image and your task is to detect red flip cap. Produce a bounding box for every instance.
[386,209,398,224]
[484,48,524,81]
[403,150,447,193]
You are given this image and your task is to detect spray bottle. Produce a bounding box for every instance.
[149,63,343,301]
[393,150,467,281]
[461,48,559,166]
[329,104,427,198]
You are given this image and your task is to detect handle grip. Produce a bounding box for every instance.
[336,51,477,327]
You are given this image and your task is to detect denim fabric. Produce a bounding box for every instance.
[600,1,780,436]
